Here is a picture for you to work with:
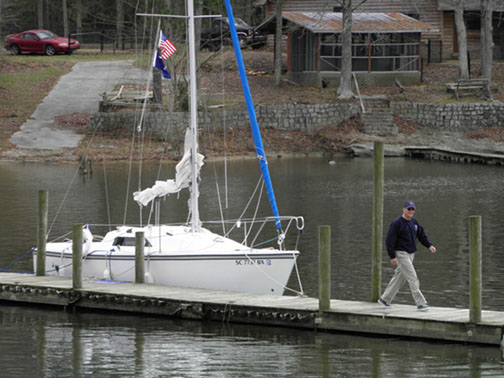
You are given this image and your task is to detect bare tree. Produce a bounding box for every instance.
[37,0,43,29]
[116,0,124,49]
[75,0,82,38]
[274,0,283,87]
[0,0,3,39]
[62,0,68,37]
[335,0,367,99]
[480,0,494,83]
[453,0,469,79]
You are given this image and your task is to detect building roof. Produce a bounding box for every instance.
[438,0,504,11]
[257,12,438,34]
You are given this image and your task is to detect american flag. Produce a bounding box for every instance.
[159,30,176,60]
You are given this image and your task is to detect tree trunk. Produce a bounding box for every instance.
[37,0,44,29]
[338,0,353,99]
[152,68,162,105]
[75,0,82,39]
[454,0,469,79]
[480,0,494,82]
[274,0,283,87]
[62,0,68,37]
[0,1,3,39]
[116,0,123,50]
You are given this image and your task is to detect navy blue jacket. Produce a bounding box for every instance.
[385,216,433,259]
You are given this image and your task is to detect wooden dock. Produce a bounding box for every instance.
[405,147,504,166]
[1,272,503,348]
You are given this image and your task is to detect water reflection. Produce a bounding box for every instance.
[1,158,504,311]
[0,304,502,377]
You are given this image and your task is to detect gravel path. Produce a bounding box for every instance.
[5,60,149,157]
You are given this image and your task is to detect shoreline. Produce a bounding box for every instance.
[3,127,504,165]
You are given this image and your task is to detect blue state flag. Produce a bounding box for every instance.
[153,51,171,79]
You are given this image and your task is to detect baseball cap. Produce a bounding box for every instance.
[404,201,416,209]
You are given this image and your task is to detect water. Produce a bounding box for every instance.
[1,157,504,377]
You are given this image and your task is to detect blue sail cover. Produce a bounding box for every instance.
[223,0,282,230]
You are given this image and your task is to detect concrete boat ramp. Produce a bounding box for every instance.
[1,273,503,351]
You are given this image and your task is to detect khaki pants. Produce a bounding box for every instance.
[382,250,427,306]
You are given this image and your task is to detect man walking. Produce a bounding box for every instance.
[378,201,436,311]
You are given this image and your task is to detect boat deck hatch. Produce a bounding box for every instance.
[113,237,152,247]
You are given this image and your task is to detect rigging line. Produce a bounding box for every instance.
[216,12,229,210]
[215,178,226,235]
[137,18,161,191]
[244,178,265,243]
[137,6,159,226]
[102,158,112,232]
[292,232,305,295]
[123,0,156,225]
[223,175,263,238]
[201,91,228,233]
[241,248,304,296]
[47,107,103,237]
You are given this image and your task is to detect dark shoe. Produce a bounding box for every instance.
[417,304,429,312]
[377,298,391,308]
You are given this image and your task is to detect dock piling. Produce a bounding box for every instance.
[36,190,48,276]
[469,215,482,323]
[72,224,83,289]
[135,231,145,284]
[319,225,331,312]
[80,155,88,174]
[88,159,94,174]
[501,334,504,361]
[371,142,384,302]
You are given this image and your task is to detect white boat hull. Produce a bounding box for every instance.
[34,225,299,296]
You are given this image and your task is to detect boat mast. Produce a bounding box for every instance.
[136,4,219,233]
[187,0,200,232]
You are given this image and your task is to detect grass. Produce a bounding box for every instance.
[1,48,503,156]
[0,50,138,149]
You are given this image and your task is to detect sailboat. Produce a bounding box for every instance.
[33,0,304,296]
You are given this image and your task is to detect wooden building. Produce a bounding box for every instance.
[257,12,437,87]
[256,0,504,60]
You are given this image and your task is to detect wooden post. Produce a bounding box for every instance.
[36,190,48,276]
[501,334,504,361]
[135,231,145,284]
[72,224,83,290]
[80,155,87,174]
[371,142,384,302]
[501,335,504,361]
[469,215,482,323]
[319,225,331,312]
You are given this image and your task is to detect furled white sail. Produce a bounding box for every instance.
[133,129,204,207]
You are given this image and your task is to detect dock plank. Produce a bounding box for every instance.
[0,273,503,346]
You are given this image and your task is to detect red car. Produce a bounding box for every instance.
[4,30,80,56]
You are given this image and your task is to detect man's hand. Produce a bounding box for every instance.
[390,258,398,266]
[429,245,436,254]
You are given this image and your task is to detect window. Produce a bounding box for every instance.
[113,237,152,247]
[22,33,38,40]
[464,11,481,31]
